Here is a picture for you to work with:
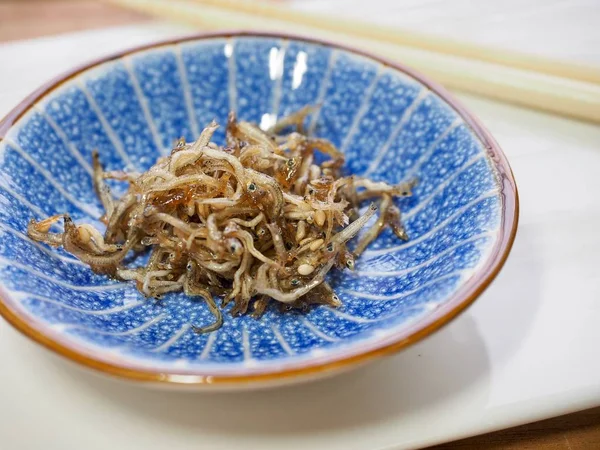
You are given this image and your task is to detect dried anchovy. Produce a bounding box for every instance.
[27,108,416,333]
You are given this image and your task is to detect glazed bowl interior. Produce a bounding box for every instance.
[0,33,517,388]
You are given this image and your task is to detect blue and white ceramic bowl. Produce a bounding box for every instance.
[0,32,517,389]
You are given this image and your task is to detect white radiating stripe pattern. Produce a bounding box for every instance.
[271,324,295,355]
[1,138,102,219]
[362,88,430,177]
[270,39,289,123]
[307,49,338,135]
[400,117,463,182]
[324,306,376,323]
[200,331,218,360]
[68,313,166,336]
[242,326,252,361]
[122,56,166,156]
[339,65,383,153]
[0,181,60,232]
[174,44,201,139]
[341,271,462,301]
[76,77,136,170]
[324,301,442,324]
[302,317,339,342]
[33,106,94,176]
[152,324,191,353]
[0,257,128,291]
[14,292,144,316]
[356,231,493,277]
[364,189,499,258]
[0,223,86,266]
[402,153,486,222]
[226,38,237,114]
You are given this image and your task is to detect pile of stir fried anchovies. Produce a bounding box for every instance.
[27,107,416,333]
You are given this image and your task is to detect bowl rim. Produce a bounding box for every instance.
[0,30,519,387]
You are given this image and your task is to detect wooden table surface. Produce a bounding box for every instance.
[1,1,599,449]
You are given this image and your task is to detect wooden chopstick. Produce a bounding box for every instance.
[191,0,600,85]
[107,0,600,124]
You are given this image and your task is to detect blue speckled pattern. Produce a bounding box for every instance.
[129,48,196,150]
[0,36,503,374]
[81,61,162,170]
[233,38,282,126]
[180,40,231,144]
[314,52,379,148]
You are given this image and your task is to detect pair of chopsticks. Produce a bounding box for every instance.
[107,0,600,124]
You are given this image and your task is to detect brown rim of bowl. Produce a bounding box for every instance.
[0,30,519,387]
